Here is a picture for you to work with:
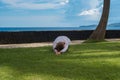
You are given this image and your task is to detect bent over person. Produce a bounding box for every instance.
[53,36,71,55]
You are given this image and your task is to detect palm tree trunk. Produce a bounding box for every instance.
[89,0,110,41]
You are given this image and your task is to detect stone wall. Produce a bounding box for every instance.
[0,30,120,44]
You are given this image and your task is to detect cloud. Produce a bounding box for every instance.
[78,0,103,20]
[59,0,69,5]
[0,0,69,10]
[78,9,100,16]
[78,0,103,16]
[89,0,103,8]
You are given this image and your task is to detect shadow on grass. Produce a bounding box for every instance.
[0,42,120,80]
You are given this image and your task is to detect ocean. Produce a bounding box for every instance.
[0,26,120,32]
[0,27,81,32]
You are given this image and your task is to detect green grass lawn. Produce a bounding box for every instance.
[0,41,120,80]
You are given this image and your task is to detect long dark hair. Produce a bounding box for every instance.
[55,42,65,52]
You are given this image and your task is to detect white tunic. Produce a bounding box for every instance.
[53,36,71,52]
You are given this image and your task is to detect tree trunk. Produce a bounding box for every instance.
[89,0,110,41]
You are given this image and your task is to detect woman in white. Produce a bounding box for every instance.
[53,36,71,55]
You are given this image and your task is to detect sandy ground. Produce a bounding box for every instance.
[0,39,119,48]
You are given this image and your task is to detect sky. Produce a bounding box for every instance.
[0,0,120,27]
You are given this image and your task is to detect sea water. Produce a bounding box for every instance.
[0,26,120,32]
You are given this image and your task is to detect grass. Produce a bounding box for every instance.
[0,41,120,80]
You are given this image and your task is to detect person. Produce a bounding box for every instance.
[53,36,71,55]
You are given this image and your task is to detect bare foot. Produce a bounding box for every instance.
[56,52,61,55]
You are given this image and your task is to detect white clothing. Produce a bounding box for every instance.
[53,36,71,52]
